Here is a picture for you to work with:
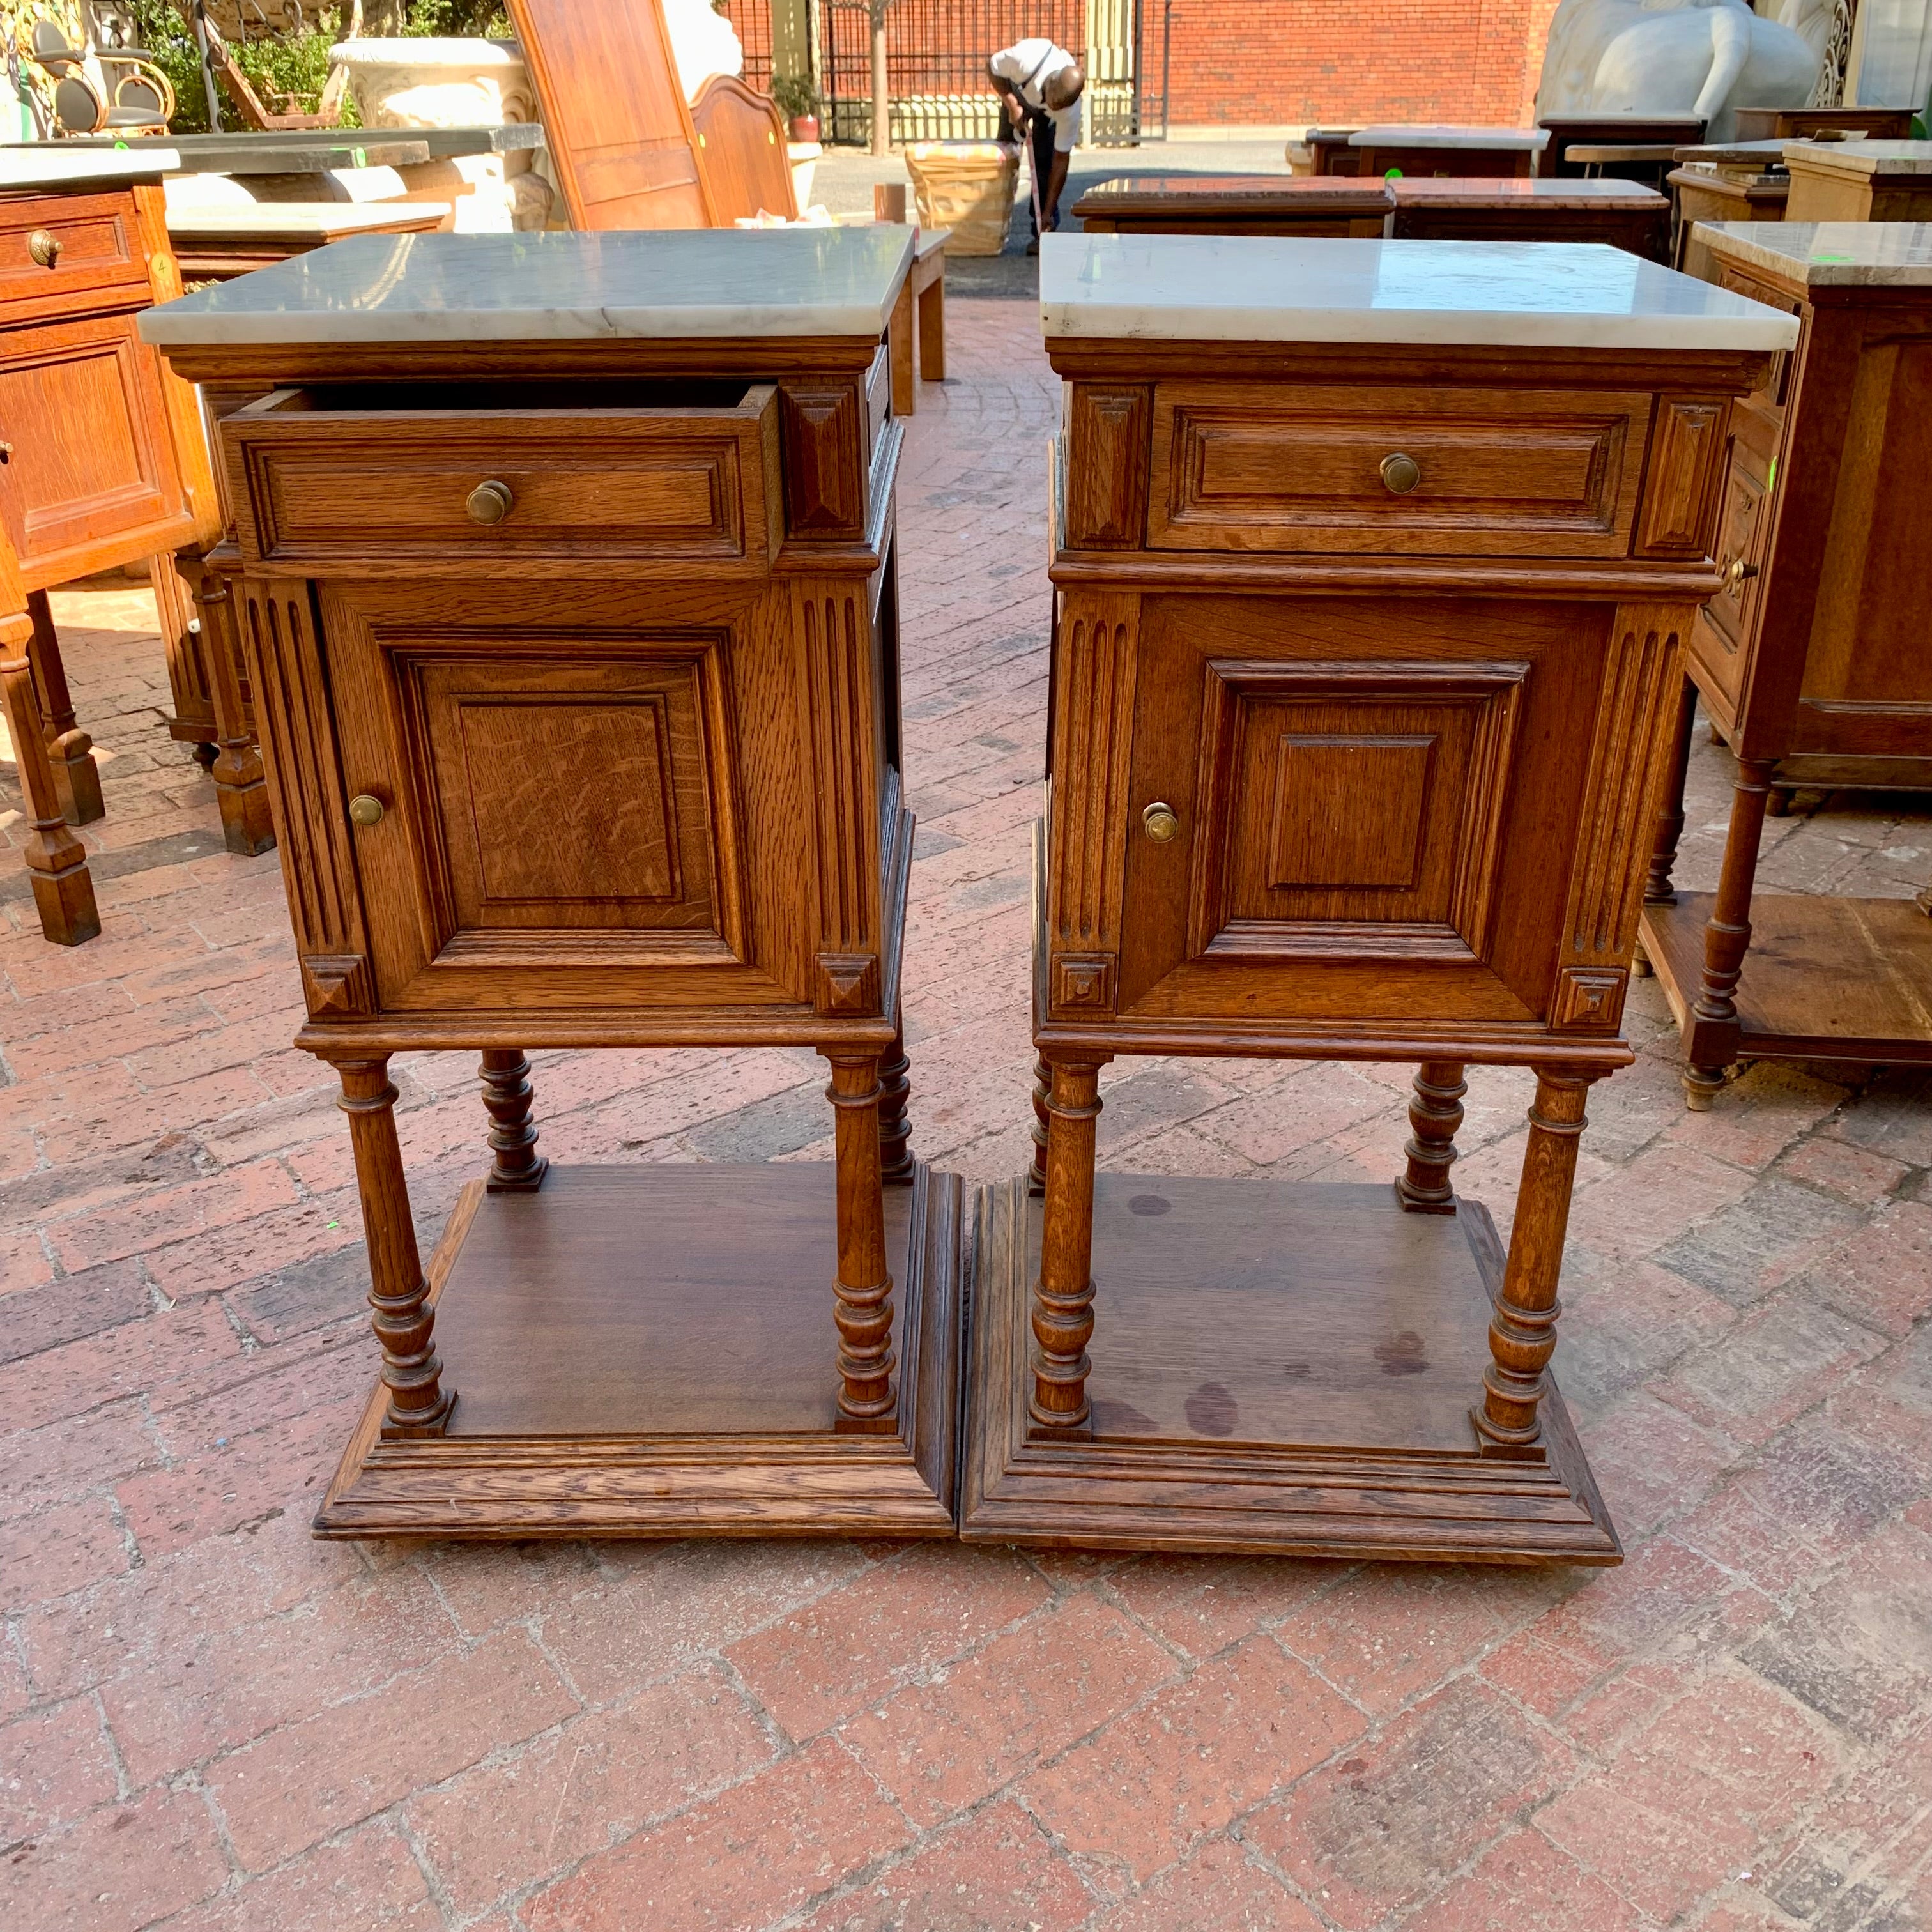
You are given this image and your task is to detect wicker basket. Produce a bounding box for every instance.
[903,142,1018,256]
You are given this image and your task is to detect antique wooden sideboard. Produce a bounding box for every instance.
[960,234,1793,1560]
[142,227,963,1538]
[1639,222,1932,1103]
[1073,176,1395,237]
[1388,178,1670,259]
[1,144,241,942]
[1349,125,1549,180]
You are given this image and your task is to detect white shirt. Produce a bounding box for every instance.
[990,38,1082,151]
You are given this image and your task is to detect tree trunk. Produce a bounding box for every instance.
[870,9,890,156]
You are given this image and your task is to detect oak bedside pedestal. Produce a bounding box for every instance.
[962,234,1793,1563]
[1639,222,1932,1103]
[1782,141,1932,224]
[142,228,963,1540]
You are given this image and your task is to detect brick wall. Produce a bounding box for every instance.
[1156,0,1558,128]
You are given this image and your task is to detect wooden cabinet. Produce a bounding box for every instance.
[146,228,961,1538]
[0,158,261,948]
[1783,141,1932,222]
[960,234,1786,1561]
[1072,176,1394,237]
[1639,222,1932,1103]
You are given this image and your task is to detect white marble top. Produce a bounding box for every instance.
[1,145,178,192]
[1782,138,1932,175]
[1392,176,1666,206]
[164,201,453,238]
[1349,125,1549,151]
[1703,221,1932,284]
[139,227,916,345]
[1038,234,1799,349]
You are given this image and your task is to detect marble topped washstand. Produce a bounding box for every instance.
[963,233,1797,1559]
[1782,139,1932,223]
[139,227,970,1540]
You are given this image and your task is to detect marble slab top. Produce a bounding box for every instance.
[0,145,178,192]
[1703,221,1932,284]
[140,227,916,345]
[1782,138,1932,176]
[1038,233,1798,349]
[1391,177,1666,207]
[1349,125,1549,150]
[1675,140,1791,165]
[28,131,434,174]
[164,201,453,240]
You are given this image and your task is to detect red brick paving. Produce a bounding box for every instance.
[1,297,1930,1928]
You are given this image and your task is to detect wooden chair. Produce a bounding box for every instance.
[28,22,174,135]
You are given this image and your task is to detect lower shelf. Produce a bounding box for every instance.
[1641,891,1932,1070]
[316,1162,962,1538]
[960,1174,1620,1563]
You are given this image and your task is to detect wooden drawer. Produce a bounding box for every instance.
[1147,382,1650,557]
[0,192,150,311]
[223,379,783,574]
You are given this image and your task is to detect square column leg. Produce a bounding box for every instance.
[2,600,99,946]
[824,1049,898,1430]
[25,591,103,827]
[333,1055,455,1439]
[178,549,275,857]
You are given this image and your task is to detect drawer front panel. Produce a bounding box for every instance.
[0,194,147,309]
[1148,383,1649,557]
[227,388,781,572]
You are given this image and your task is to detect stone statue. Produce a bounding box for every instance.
[1537,0,1823,141]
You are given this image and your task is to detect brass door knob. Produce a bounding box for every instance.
[1142,801,1180,843]
[27,229,61,268]
[348,793,385,827]
[1380,452,1422,495]
[466,479,515,525]
[1726,558,1760,588]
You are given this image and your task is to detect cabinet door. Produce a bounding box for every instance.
[0,310,190,583]
[1112,594,1615,1034]
[1688,427,1772,720]
[314,581,809,1021]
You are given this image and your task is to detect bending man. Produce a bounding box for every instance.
[988,38,1084,254]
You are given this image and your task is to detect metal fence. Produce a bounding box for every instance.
[716,0,776,91]
[814,0,1154,147]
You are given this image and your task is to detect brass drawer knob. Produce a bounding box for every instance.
[1142,801,1180,843]
[348,793,385,827]
[1380,452,1422,495]
[1726,558,1760,588]
[27,229,61,268]
[466,479,515,525]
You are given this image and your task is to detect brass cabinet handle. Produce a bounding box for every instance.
[27,229,61,268]
[348,793,385,827]
[466,479,515,525]
[1142,801,1180,843]
[1379,452,1422,495]
[1726,558,1760,588]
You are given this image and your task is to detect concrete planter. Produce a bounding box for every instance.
[327,37,537,130]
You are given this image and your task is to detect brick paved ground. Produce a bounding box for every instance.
[3,298,1931,1932]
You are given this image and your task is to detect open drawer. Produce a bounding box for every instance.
[221,378,783,575]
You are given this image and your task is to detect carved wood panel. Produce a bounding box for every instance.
[1186,659,1526,963]
[1636,397,1726,556]
[1147,383,1650,557]
[236,576,374,1020]
[1062,385,1151,548]
[780,382,866,539]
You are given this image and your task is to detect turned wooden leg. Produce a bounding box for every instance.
[1027,1051,1052,1197]
[2,605,100,946]
[1475,1066,1598,1455]
[878,1007,914,1186]
[1683,755,1775,1110]
[1644,674,1699,907]
[26,591,103,827]
[1395,1060,1466,1214]
[824,1050,897,1428]
[917,271,946,382]
[181,551,274,857]
[1031,1057,1103,1433]
[479,1048,548,1193]
[334,1057,454,1438]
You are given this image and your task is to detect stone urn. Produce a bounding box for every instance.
[328,36,537,129]
[326,37,552,233]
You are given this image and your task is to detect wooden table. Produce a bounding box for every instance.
[886,226,947,416]
[1639,222,1932,1103]
[0,146,242,944]
[1669,164,1790,277]
[143,227,964,1540]
[958,232,1790,1561]
[1388,178,1670,259]
[1073,174,1393,236]
[1539,115,1705,177]
[165,201,452,282]
[1349,125,1549,181]
[1783,140,1932,223]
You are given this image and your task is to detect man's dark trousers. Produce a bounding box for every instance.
[997,108,1059,240]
